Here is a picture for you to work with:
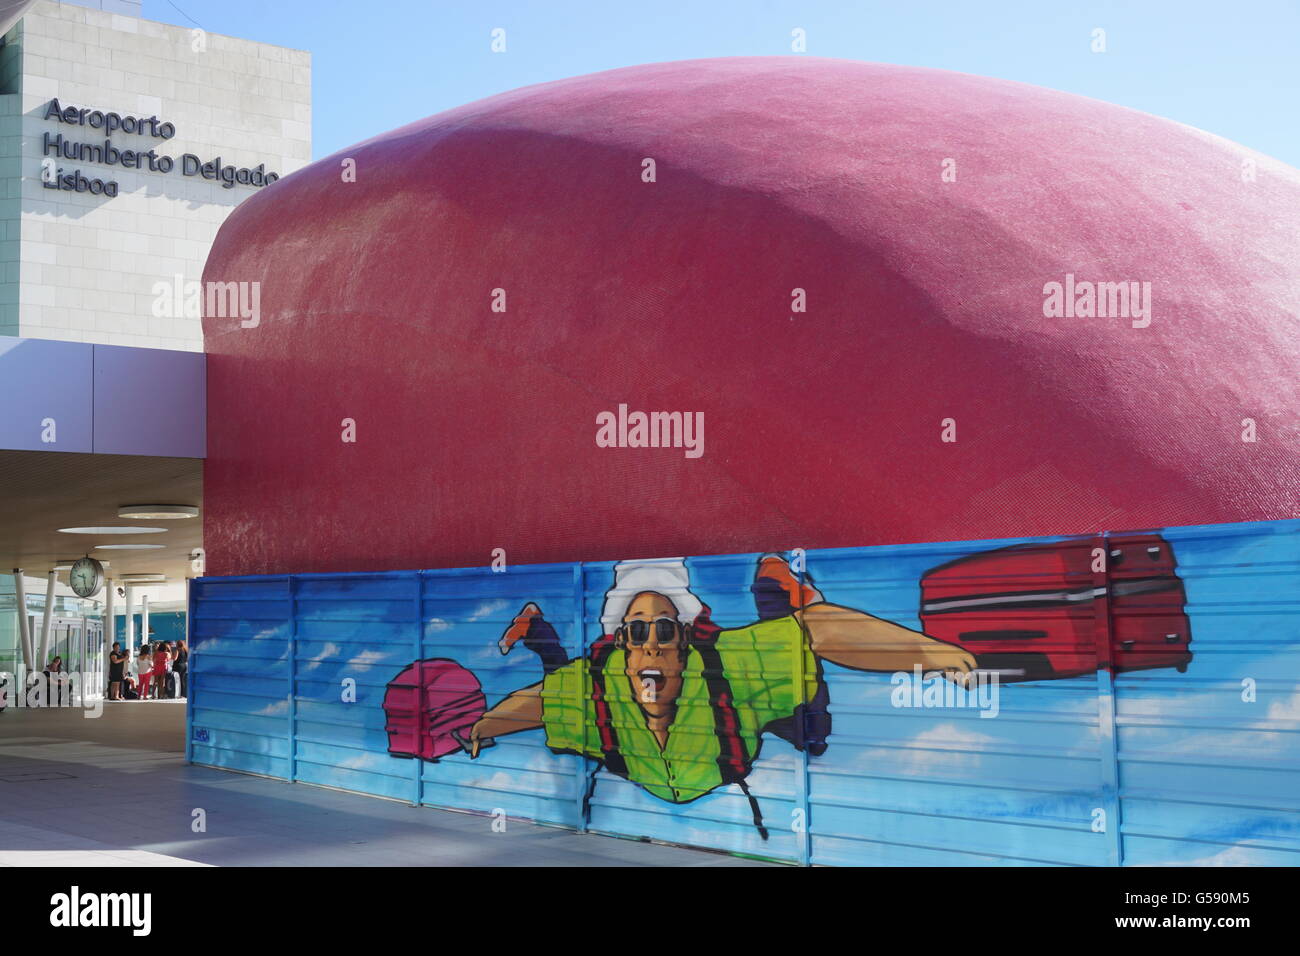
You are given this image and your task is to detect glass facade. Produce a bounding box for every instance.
[0,574,104,687]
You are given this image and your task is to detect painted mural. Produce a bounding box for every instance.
[380,540,1194,842]
[384,554,982,837]
[188,519,1300,866]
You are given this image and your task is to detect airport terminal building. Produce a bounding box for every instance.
[0,0,309,679]
[0,7,1296,869]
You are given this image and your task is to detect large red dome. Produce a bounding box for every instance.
[202,57,1300,575]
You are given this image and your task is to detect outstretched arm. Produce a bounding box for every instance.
[753,554,975,682]
[468,603,573,756]
[470,682,545,755]
[799,603,975,680]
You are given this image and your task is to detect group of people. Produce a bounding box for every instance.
[107,640,189,701]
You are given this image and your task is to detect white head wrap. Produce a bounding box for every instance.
[599,558,704,634]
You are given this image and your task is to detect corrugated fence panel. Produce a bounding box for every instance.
[189,576,292,778]
[417,563,584,827]
[804,536,1108,866]
[188,519,1300,866]
[1112,521,1300,865]
[292,572,422,802]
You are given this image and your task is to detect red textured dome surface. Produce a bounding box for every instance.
[202,57,1300,576]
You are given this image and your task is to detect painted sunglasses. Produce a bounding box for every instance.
[616,617,686,646]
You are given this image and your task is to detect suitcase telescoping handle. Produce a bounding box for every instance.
[450,728,495,754]
[972,666,1026,680]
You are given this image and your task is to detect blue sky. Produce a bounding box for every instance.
[143,0,1300,166]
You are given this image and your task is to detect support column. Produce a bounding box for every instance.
[12,570,31,672]
[103,581,115,695]
[124,585,135,654]
[78,608,88,703]
[37,570,55,669]
[141,593,150,646]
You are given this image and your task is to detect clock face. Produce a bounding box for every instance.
[69,557,103,598]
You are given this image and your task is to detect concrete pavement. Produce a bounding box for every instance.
[0,700,771,866]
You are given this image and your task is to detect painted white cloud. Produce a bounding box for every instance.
[300,641,341,671]
[1266,689,1300,722]
[468,600,509,622]
[872,722,1000,776]
[1179,844,1271,866]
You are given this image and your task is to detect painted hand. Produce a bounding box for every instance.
[924,642,978,686]
[498,602,543,655]
[467,719,488,759]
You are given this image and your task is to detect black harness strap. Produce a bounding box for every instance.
[692,630,768,841]
[737,779,769,840]
[587,636,628,780]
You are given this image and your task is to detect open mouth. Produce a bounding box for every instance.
[638,669,667,693]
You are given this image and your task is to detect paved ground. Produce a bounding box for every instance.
[0,700,770,866]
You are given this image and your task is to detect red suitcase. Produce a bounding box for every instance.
[920,534,1192,681]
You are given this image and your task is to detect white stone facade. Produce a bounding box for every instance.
[0,0,310,350]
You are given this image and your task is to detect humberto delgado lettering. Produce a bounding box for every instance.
[39,97,280,199]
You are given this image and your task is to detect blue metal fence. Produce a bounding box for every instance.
[188,519,1300,865]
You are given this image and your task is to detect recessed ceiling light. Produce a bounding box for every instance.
[117,505,199,519]
[59,527,167,534]
[121,573,166,582]
[94,544,166,550]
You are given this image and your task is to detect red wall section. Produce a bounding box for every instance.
[202,58,1300,576]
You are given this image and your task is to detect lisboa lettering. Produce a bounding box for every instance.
[40,98,280,198]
